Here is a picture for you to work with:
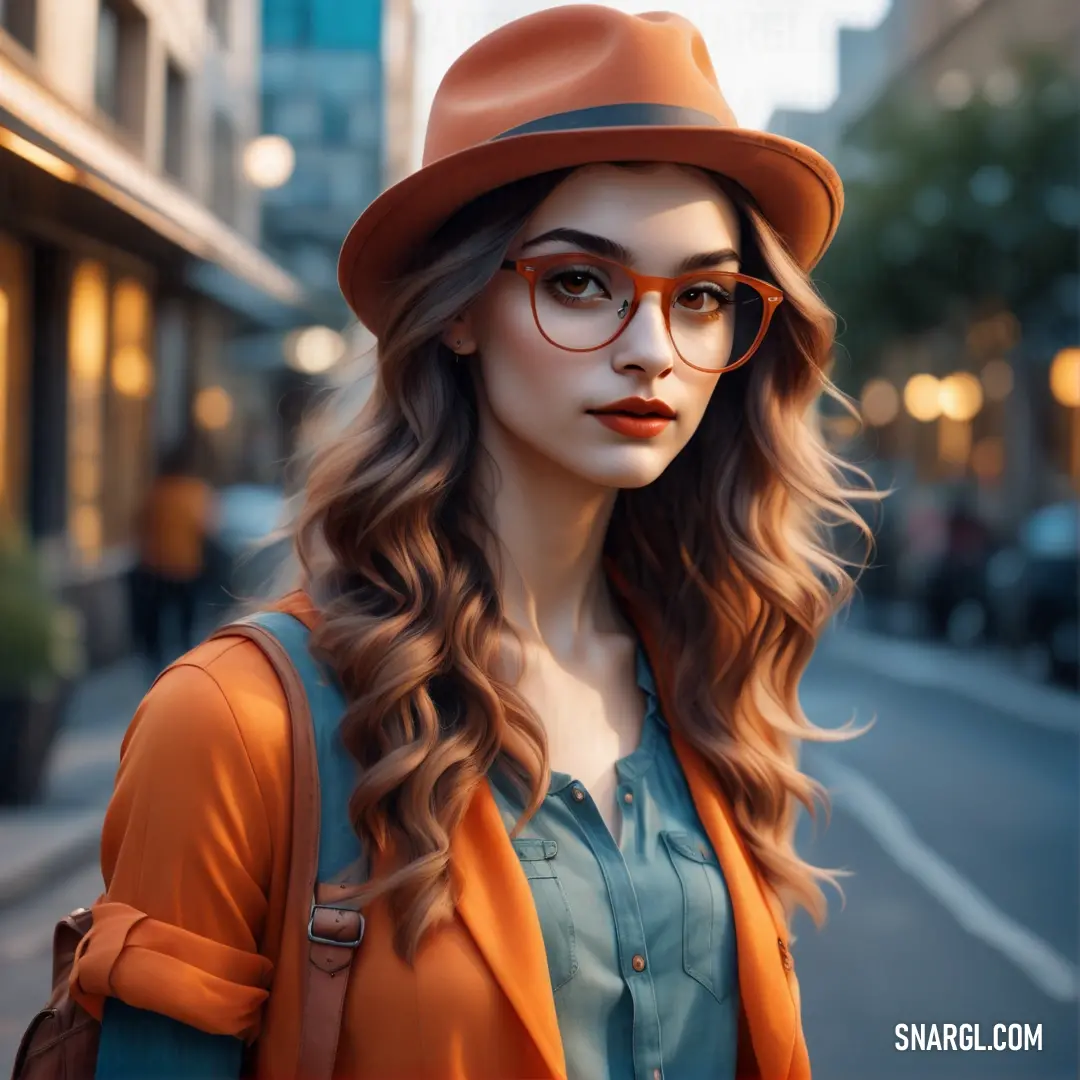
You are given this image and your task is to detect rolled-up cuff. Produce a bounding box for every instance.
[69,901,273,1043]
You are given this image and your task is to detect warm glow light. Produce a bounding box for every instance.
[111,345,153,399]
[112,279,149,343]
[971,436,1005,482]
[904,374,942,422]
[1049,347,1080,408]
[68,260,107,565]
[286,325,346,374]
[938,417,972,467]
[980,359,1014,402]
[0,127,79,182]
[194,385,234,430]
[242,135,296,189]
[69,262,108,380]
[71,503,102,555]
[939,372,984,421]
[860,378,900,427]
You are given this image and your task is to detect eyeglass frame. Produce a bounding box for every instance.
[498,252,785,374]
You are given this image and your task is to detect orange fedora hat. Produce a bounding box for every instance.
[338,5,843,336]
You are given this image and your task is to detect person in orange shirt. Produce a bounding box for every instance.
[132,442,216,670]
[70,8,879,1079]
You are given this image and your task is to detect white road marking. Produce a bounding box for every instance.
[809,751,1079,1003]
[819,630,1080,735]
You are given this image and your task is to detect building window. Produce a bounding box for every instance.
[207,0,228,48]
[263,0,304,47]
[163,60,188,181]
[322,99,350,145]
[0,0,37,52]
[104,278,153,549]
[66,260,154,564]
[210,113,237,224]
[94,0,149,141]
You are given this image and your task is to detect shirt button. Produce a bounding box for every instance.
[571,786,585,802]
[632,953,646,972]
[622,790,634,804]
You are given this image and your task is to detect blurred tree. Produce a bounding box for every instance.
[815,50,1079,388]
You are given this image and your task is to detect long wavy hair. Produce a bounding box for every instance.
[294,163,879,961]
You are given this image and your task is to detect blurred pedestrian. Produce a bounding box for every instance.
[132,441,217,670]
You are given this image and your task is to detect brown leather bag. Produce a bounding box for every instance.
[10,617,360,1080]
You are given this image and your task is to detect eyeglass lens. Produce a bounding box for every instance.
[531,255,765,371]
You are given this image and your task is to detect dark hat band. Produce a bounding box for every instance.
[495,103,724,140]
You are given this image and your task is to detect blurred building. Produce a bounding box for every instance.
[770,0,1079,171]
[227,0,416,443]
[0,0,308,663]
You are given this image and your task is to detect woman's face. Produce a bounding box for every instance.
[451,164,742,491]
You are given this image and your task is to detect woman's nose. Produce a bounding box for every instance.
[611,292,676,377]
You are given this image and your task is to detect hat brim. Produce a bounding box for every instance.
[338,126,843,336]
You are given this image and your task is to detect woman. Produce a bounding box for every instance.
[71,7,874,1079]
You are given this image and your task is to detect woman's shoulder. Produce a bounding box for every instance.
[121,592,319,792]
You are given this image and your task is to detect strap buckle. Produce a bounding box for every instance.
[307,902,366,948]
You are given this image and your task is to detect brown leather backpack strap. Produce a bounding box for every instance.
[212,618,359,1080]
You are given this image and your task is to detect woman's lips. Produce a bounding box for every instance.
[590,412,673,439]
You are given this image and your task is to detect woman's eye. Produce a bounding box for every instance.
[549,270,608,300]
[677,285,732,312]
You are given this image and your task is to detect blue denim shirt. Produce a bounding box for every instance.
[490,648,739,1080]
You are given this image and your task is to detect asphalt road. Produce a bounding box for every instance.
[1,631,1077,1079]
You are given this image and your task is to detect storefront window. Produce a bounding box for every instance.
[104,277,153,548]
[67,259,108,566]
[67,261,154,565]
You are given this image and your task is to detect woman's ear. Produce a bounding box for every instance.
[441,311,477,355]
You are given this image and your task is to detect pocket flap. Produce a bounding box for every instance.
[512,838,558,861]
[661,830,715,864]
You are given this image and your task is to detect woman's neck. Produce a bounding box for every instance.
[474,428,622,656]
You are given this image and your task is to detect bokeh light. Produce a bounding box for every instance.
[193,385,234,430]
[980,359,1014,402]
[286,325,346,374]
[1049,347,1080,408]
[904,374,942,422]
[939,373,984,421]
[860,378,901,427]
[242,134,296,189]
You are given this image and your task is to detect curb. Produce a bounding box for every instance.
[0,810,104,913]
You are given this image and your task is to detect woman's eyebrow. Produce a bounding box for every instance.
[519,227,740,272]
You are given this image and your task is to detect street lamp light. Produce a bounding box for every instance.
[242,135,296,190]
[285,326,346,375]
[903,374,943,421]
[1050,347,1080,408]
[939,373,984,421]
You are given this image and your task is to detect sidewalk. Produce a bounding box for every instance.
[0,657,150,910]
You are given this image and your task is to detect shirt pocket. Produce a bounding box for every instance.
[661,830,737,1005]
[511,838,578,991]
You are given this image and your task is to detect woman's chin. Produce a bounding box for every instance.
[566,446,674,491]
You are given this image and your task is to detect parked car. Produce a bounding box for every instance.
[986,500,1080,688]
[203,484,292,614]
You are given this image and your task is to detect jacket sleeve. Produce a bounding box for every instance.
[70,658,277,1043]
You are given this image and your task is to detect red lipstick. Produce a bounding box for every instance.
[587,397,676,439]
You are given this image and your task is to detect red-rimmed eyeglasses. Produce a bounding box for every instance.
[499,252,784,374]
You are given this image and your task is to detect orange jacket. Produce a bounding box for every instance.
[71,590,809,1080]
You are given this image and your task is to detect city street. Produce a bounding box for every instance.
[1,629,1078,1080]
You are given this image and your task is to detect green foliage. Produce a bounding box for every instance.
[0,530,66,696]
[815,50,1079,387]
